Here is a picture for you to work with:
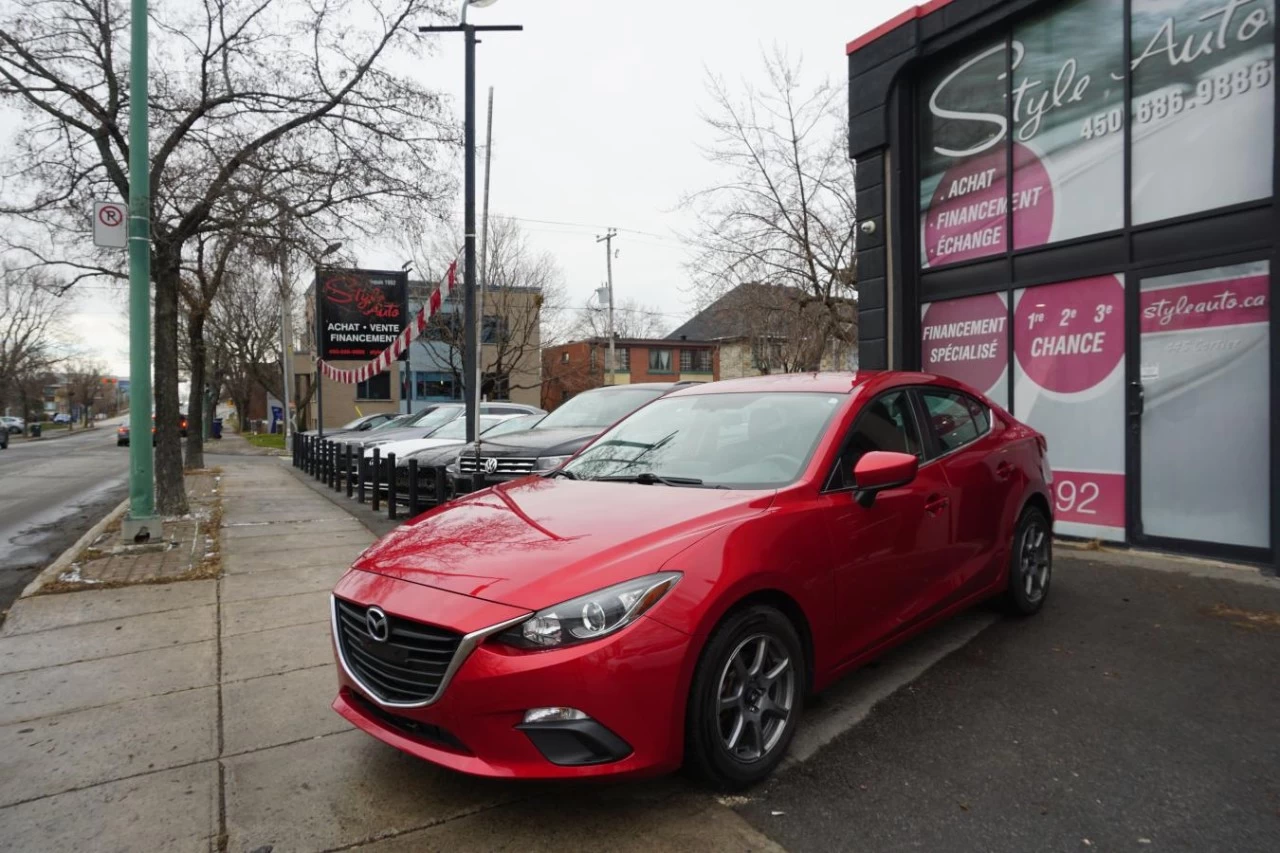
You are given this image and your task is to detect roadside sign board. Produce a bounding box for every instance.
[315,268,409,360]
[93,201,127,249]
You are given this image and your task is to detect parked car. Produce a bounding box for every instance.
[362,413,526,461]
[447,383,692,493]
[0,416,24,435]
[301,412,398,439]
[117,421,152,446]
[338,402,545,451]
[330,371,1053,788]
[387,414,547,508]
[51,413,72,424]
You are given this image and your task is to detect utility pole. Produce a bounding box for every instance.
[420,7,520,491]
[122,0,154,543]
[596,228,617,386]
[476,86,495,410]
[279,247,294,452]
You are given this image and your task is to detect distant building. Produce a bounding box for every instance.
[665,283,857,379]
[541,337,718,411]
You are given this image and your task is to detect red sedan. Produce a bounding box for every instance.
[331,371,1053,788]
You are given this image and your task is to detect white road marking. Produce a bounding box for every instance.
[785,609,998,766]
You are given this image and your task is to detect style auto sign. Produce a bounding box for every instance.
[317,269,408,360]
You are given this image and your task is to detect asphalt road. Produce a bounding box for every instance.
[0,421,128,615]
[737,556,1280,852]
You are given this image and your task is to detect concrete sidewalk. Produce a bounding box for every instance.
[0,457,779,853]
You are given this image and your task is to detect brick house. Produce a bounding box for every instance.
[541,337,719,410]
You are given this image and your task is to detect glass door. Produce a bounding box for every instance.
[1135,260,1271,554]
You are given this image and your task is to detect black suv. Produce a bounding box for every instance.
[449,382,697,493]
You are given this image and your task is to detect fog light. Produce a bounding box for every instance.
[522,707,588,724]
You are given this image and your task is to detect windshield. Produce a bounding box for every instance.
[536,388,665,431]
[430,415,509,441]
[406,406,462,431]
[339,415,370,430]
[372,414,416,431]
[562,392,843,488]
[483,413,542,437]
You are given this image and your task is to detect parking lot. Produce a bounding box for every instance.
[2,455,1276,852]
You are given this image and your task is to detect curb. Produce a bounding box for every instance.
[19,498,130,599]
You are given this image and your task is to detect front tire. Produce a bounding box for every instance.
[685,604,805,790]
[1004,505,1052,616]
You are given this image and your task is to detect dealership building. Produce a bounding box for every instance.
[847,0,1276,568]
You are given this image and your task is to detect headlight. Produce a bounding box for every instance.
[534,454,571,472]
[496,572,681,649]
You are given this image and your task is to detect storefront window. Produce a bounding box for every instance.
[1012,0,1125,245]
[1130,0,1276,224]
[1139,261,1270,548]
[919,38,1011,268]
[1013,275,1127,541]
[919,293,1010,408]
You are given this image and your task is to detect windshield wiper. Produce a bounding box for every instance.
[593,472,707,487]
[546,468,578,480]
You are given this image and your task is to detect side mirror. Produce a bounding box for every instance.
[853,451,918,507]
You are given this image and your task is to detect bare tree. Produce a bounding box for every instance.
[683,49,858,367]
[0,267,65,418]
[64,357,107,426]
[208,253,282,434]
[572,296,670,341]
[0,0,456,513]
[401,216,563,400]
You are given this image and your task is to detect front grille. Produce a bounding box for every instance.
[334,598,464,704]
[457,456,537,475]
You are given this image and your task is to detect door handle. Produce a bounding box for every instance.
[925,494,949,515]
[995,461,1013,480]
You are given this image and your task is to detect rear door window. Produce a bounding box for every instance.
[918,390,990,456]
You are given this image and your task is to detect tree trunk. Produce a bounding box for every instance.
[185,309,207,470]
[235,392,252,433]
[153,259,189,515]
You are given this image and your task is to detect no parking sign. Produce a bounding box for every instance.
[93,201,128,249]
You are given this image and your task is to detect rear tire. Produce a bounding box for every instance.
[1004,505,1052,616]
[685,605,805,790]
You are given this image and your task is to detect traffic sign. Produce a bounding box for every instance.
[93,201,128,249]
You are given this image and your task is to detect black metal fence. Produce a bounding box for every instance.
[293,435,455,522]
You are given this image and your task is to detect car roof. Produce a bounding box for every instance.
[660,370,966,397]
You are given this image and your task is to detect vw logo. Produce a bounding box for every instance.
[365,606,390,643]
[484,457,499,475]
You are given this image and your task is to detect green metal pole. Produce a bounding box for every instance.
[123,0,154,540]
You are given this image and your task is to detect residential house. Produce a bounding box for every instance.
[665,283,858,379]
[541,337,718,411]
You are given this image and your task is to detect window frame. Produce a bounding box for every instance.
[356,371,393,402]
[823,387,926,493]
[648,347,674,374]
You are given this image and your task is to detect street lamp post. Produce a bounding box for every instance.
[420,0,521,489]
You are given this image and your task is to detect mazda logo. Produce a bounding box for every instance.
[365,606,390,643]
[484,457,499,475]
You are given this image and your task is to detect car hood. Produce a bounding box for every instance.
[341,427,430,447]
[396,444,464,467]
[351,477,775,609]
[456,427,602,460]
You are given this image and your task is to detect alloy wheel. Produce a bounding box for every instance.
[1020,518,1051,603]
[716,633,795,763]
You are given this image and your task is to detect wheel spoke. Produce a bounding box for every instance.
[747,636,767,677]
[731,654,749,683]
[719,686,742,712]
[746,717,764,758]
[725,710,744,749]
[762,656,789,686]
[1025,570,1035,597]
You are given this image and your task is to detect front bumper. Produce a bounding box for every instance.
[331,569,691,779]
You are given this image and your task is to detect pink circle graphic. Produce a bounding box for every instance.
[924,143,1054,267]
[920,293,1008,394]
[1014,275,1124,394]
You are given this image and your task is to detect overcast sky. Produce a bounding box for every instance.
[69,0,918,377]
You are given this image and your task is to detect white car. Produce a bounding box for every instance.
[0,416,24,435]
[362,413,524,460]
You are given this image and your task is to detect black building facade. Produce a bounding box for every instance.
[848,0,1277,568]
